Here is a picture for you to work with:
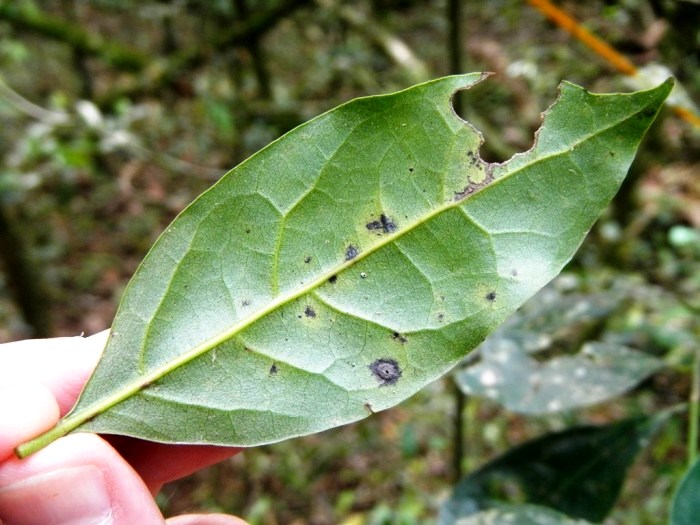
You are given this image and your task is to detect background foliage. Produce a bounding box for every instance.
[1,1,698,523]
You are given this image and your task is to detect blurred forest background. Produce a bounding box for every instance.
[1,0,699,524]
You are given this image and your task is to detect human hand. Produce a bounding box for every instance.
[0,331,248,525]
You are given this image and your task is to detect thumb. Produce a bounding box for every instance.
[0,382,59,461]
[167,514,250,525]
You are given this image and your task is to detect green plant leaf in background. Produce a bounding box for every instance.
[439,411,675,524]
[670,457,700,525]
[17,74,672,456]
[456,341,664,414]
[453,504,593,525]
[453,280,665,414]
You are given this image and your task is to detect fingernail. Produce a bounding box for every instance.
[0,465,113,525]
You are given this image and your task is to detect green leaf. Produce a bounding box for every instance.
[17,74,672,456]
[456,342,664,414]
[451,504,593,525]
[439,411,674,524]
[478,278,625,352]
[670,458,700,525]
[453,280,664,413]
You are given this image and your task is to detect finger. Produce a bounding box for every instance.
[0,433,164,525]
[166,514,250,525]
[0,330,109,414]
[107,436,241,493]
[0,383,59,462]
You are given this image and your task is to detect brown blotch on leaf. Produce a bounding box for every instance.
[369,358,402,386]
[392,332,408,343]
[304,305,316,318]
[454,162,495,201]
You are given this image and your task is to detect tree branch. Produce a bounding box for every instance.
[0,2,149,71]
[0,0,312,105]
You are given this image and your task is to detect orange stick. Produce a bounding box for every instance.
[527,0,638,75]
[673,106,700,128]
[528,0,700,129]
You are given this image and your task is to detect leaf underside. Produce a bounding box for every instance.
[456,342,664,414]
[22,74,672,452]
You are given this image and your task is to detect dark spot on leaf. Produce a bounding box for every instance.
[381,214,396,232]
[466,150,480,167]
[392,332,408,343]
[242,300,251,307]
[511,269,518,277]
[438,313,444,322]
[304,306,316,318]
[328,275,337,284]
[366,220,381,232]
[304,255,312,264]
[364,402,375,414]
[297,314,302,319]
[369,358,402,386]
[485,291,497,302]
[366,214,397,234]
[245,228,251,234]
[408,167,414,172]
[641,107,658,119]
[345,245,359,260]
[269,363,278,375]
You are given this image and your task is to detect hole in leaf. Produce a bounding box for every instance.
[451,80,538,163]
